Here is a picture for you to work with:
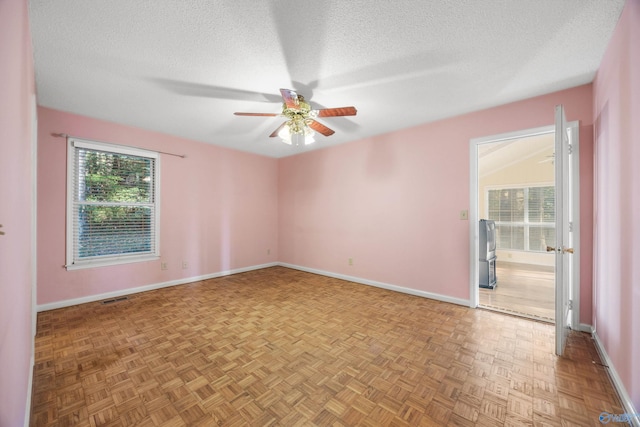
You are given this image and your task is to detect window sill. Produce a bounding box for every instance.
[66,255,160,271]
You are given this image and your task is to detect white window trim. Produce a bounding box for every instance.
[485,183,555,253]
[66,138,161,270]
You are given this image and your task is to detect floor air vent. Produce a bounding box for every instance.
[100,296,129,305]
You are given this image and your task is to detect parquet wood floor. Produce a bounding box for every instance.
[30,266,623,426]
[479,263,555,322]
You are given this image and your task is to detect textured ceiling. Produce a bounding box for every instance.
[29,0,625,158]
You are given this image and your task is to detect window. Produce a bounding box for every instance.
[487,186,554,252]
[66,138,160,269]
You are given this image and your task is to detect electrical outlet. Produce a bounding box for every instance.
[460,210,469,220]
[182,261,188,269]
[348,258,353,266]
[161,262,168,270]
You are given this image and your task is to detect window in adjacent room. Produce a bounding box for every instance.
[487,186,555,252]
[66,138,160,269]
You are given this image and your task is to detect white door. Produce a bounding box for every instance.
[553,105,577,356]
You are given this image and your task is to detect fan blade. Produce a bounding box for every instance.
[308,120,335,136]
[280,88,300,109]
[269,122,288,138]
[234,112,279,117]
[315,107,357,117]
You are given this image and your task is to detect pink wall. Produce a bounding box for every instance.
[593,0,640,410]
[0,0,35,425]
[279,85,595,320]
[37,108,279,305]
[19,0,638,418]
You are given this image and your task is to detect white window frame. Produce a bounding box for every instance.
[66,138,160,270]
[485,183,555,252]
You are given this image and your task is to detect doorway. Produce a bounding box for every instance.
[469,113,580,356]
[475,131,557,322]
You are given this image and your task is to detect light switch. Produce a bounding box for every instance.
[460,210,469,220]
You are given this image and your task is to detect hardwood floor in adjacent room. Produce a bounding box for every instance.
[479,263,555,322]
[31,266,622,426]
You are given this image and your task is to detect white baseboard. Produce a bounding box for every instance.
[37,261,471,312]
[278,263,471,307]
[592,330,640,427]
[24,355,34,427]
[578,323,593,333]
[36,262,279,312]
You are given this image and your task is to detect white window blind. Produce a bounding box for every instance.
[487,186,554,252]
[66,138,160,269]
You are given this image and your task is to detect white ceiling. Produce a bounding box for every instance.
[29,0,625,158]
[478,133,554,178]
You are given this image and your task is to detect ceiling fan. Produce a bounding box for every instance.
[234,88,357,145]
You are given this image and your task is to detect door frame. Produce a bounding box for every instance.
[469,123,580,329]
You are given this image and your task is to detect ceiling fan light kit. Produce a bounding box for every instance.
[234,88,357,146]
[278,123,316,146]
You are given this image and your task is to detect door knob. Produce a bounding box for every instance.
[563,247,574,254]
[546,246,556,252]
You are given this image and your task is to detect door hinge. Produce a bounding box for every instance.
[568,143,573,155]
[568,300,573,310]
[569,221,573,232]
